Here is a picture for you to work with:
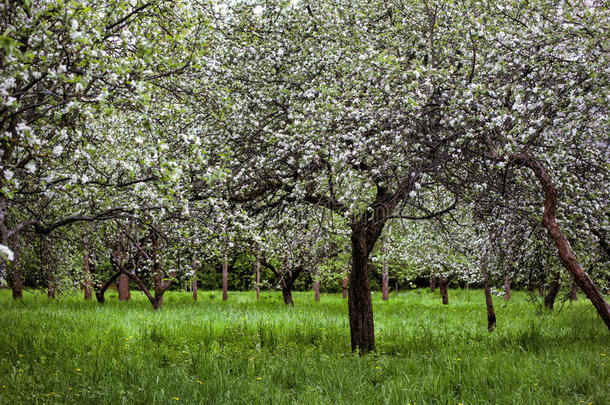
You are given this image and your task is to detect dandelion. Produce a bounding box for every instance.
[18,354,23,357]
[2,386,6,389]
[257,377,262,380]
[173,397,179,401]
[76,368,81,372]
[375,366,381,369]
[601,353,606,357]
[18,369,23,373]
[456,358,461,362]
[197,381,203,384]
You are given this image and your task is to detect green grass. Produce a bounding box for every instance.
[0,289,608,404]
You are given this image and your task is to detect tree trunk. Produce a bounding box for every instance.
[504,275,511,302]
[8,236,22,299]
[514,154,610,329]
[348,226,375,353]
[439,275,449,305]
[255,256,260,301]
[281,280,294,306]
[46,269,55,299]
[544,271,560,310]
[222,255,228,301]
[382,255,389,301]
[569,282,578,301]
[483,270,496,332]
[95,271,121,304]
[430,275,436,293]
[314,280,320,302]
[192,258,198,302]
[342,277,348,299]
[117,273,130,301]
[538,282,545,297]
[83,241,93,300]
[127,270,159,309]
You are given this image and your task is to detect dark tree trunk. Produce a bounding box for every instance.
[544,271,561,310]
[8,237,22,299]
[10,261,22,299]
[46,269,55,299]
[504,275,511,301]
[382,256,389,301]
[96,271,122,304]
[314,280,320,302]
[430,275,436,293]
[348,226,375,353]
[151,234,167,309]
[222,255,228,301]
[538,282,545,297]
[127,270,159,309]
[483,270,496,332]
[281,280,294,306]
[569,282,578,301]
[342,277,348,299]
[439,275,449,305]
[117,273,130,301]
[255,256,260,301]
[192,258,198,302]
[83,241,93,300]
[513,154,610,329]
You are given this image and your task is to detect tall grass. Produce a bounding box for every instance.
[0,289,608,404]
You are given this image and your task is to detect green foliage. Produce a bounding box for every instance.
[0,289,608,404]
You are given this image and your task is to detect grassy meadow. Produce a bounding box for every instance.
[0,288,608,404]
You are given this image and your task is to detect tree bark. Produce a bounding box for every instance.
[513,154,610,329]
[83,241,93,300]
[127,270,158,309]
[192,258,198,302]
[281,280,294,306]
[222,254,228,301]
[439,274,449,305]
[95,271,122,304]
[348,225,375,353]
[483,270,496,332]
[430,275,436,293]
[569,282,578,301]
[314,280,320,302]
[503,275,511,302]
[46,269,55,299]
[151,232,168,309]
[8,236,22,299]
[255,255,260,301]
[9,261,22,299]
[342,277,348,299]
[544,271,561,310]
[382,253,389,301]
[117,273,131,301]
